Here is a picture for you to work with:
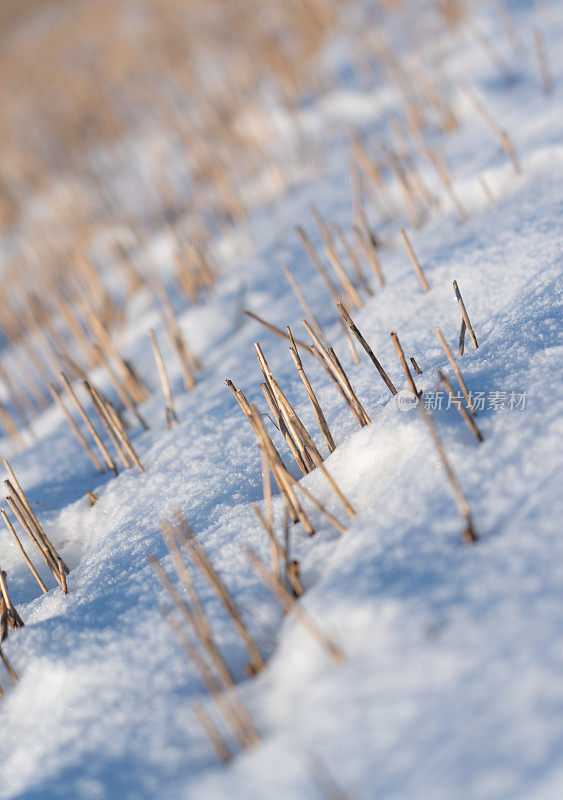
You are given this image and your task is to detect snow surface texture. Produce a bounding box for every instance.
[1,2,562,799]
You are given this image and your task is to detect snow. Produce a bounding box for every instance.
[1,1,562,798]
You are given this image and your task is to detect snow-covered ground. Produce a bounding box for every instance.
[0,1,562,798]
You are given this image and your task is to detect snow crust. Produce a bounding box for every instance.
[0,1,562,798]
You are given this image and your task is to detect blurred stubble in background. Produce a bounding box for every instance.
[0,0,358,420]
